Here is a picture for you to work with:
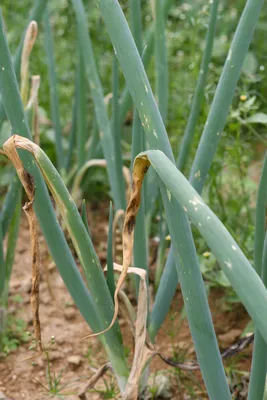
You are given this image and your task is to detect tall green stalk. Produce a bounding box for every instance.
[153,0,169,286]
[77,48,87,169]
[43,7,64,172]
[118,0,175,125]
[96,2,230,397]
[154,0,168,123]
[177,0,219,171]
[112,57,126,209]
[71,0,125,210]
[129,0,148,295]
[107,202,116,299]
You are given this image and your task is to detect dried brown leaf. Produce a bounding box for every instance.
[3,136,42,352]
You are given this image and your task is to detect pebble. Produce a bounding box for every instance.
[64,307,76,320]
[67,355,82,369]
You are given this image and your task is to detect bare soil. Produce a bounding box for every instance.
[0,202,252,400]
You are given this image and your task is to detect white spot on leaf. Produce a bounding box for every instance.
[189,196,204,206]
[166,189,171,201]
[224,260,232,269]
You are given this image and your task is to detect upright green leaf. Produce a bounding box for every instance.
[118,0,176,125]
[154,0,168,122]
[129,0,148,295]
[43,7,64,171]
[71,0,125,210]
[76,47,87,169]
[112,57,126,208]
[177,0,219,171]
[107,202,116,299]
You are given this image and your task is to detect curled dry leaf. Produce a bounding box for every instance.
[84,156,150,340]
[3,135,43,352]
[112,264,150,400]
[20,20,38,106]
[27,75,41,146]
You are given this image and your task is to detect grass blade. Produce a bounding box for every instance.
[97,2,230,397]
[130,0,148,294]
[43,7,64,171]
[76,47,87,169]
[154,0,168,122]
[112,57,126,209]
[81,199,90,235]
[107,202,115,299]
[118,0,176,125]
[129,0,142,53]
[177,0,219,171]
[65,66,78,172]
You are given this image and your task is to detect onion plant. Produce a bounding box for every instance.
[0,0,266,398]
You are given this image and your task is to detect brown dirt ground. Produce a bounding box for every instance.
[0,202,252,400]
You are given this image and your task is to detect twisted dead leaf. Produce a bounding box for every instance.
[3,136,42,353]
[84,156,150,340]
[20,21,38,106]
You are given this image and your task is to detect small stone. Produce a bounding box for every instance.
[67,355,82,369]
[219,329,242,345]
[64,308,76,320]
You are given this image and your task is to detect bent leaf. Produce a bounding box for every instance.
[135,150,267,341]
